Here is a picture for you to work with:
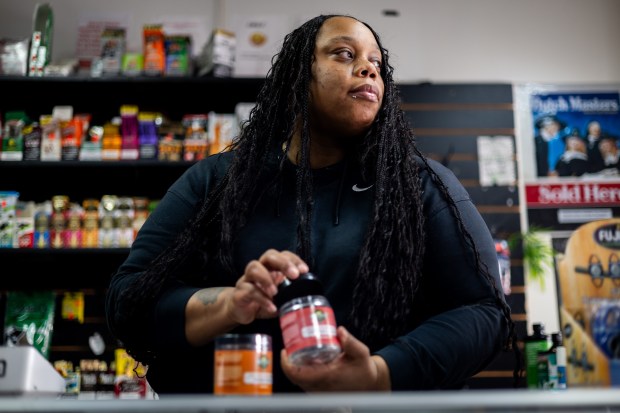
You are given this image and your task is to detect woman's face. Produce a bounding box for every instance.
[308,16,385,139]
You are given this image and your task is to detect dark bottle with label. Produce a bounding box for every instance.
[525,323,549,388]
[275,273,342,366]
[23,122,42,161]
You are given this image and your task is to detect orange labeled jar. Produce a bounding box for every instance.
[213,334,272,396]
[277,273,342,366]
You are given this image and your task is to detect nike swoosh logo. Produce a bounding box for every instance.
[352,184,374,192]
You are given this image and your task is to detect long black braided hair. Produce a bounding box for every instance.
[119,14,520,381]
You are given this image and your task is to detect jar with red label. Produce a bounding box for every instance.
[276,273,342,366]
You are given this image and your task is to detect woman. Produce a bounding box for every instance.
[106,14,516,394]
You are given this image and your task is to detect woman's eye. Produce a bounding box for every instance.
[337,50,354,59]
[372,60,382,69]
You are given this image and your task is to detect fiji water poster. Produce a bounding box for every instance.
[530,92,620,179]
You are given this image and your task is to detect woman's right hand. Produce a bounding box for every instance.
[186,249,309,346]
[226,249,309,324]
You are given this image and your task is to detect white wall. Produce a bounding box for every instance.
[1,0,619,83]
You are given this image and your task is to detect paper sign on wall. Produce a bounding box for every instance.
[477,135,516,187]
[231,14,289,77]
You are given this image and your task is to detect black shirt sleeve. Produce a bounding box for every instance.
[105,155,226,355]
[375,160,509,389]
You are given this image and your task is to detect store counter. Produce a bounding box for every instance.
[0,388,619,413]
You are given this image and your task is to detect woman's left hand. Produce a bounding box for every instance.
[280,326,391,392]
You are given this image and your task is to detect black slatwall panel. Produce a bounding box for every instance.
[399,83,525,388]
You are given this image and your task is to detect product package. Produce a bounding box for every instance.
[28,3,53,77]
[537,332,568,389]
[116,197,135,248]
[61,292,85,324]
[275,273,342,366]
[51,105,76,161]
[22,121,42,161]
[121,52,144,76]
[60,118,82,161]
[33,201,51,248]
[157,120,184,161]
[143,25,165,76]
[98,195,119,248]
[3,290,56,359]
[81,198,100,247]
[49,195,69,249]
[196,29,235,78]
[208,112,238,155]
[165,35,191,76]
[556,218,620,386]
[494,238,512,296]
[1,111,27,161]
[39,114,61,161]
[182,113,209,161]
[120,105,139,160]
[15,200,35,248]
[100,27,126,76]
[79,125,104,161]
[137,112,158,160]
[214,334,272,395]
[114,348,148,399]
[0,37,29,75]
[0,191,20,248]
[101,121,122,161]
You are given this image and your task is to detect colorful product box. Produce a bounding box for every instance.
[0,191,19,248]
[120,105,139,160]
[16,201,35,248]
[100,27,126,76]
[143,25,165,76]
[165,35,191,76]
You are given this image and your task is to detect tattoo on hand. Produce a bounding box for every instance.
[196,287,225,306]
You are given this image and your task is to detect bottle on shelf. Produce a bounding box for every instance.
[537,332,567,390]
[525,322,549,388]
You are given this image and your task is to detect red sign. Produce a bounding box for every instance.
[525,181,620,207]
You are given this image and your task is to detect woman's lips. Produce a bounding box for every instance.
[349,84,379,102]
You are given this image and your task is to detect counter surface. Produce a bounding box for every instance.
[0,388,620,413]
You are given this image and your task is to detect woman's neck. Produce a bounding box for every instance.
[287,131,346,169]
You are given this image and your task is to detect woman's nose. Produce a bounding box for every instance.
[356,61,378,78]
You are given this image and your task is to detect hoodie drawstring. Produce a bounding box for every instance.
[333,159,348,226]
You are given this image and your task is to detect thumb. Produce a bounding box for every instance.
[337,326,369,360]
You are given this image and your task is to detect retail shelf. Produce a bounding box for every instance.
[0,160,195,202]
[0,248,129,290]
[0,75,266,367]
[1,75,264,125]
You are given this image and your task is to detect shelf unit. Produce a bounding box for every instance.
[2,75,264,125]
[0,75,265,366]
[1,75,265,278]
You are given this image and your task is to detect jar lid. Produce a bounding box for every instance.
[274,272,324,308]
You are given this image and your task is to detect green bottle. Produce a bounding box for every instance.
[537,332,567,389]
[525,323,549,388]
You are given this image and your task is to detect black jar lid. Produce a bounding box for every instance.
[274,272,324,308]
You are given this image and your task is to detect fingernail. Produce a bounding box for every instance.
[288,265,300,277]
